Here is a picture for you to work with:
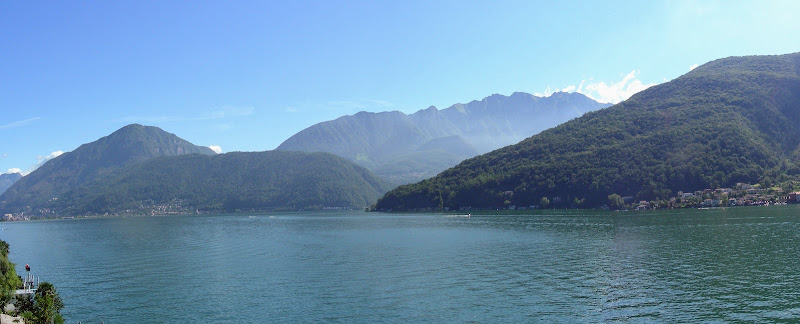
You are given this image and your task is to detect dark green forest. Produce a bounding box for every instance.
[375,53,800,211]
[50,151,395,215]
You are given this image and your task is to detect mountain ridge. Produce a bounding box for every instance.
[374,52,800,211]
[278,91,610,183]
[50,150,395,215]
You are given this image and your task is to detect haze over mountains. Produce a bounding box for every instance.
[1,91,609,217]
[7,52,800,217]
[0,125,393,216]
[278,92,610,184]
[0,173,22,196]
[52,151,393,215]
[375,52,800,211]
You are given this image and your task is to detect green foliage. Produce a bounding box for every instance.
[375,53,800,210]
[0,240,23,308]
[539,197,550,208]
[50,151,396,215]
[33,282,64,324]
[15,292,34,314]
[1,241,63,324]
[0,124,215,215]
[608,194,624,210]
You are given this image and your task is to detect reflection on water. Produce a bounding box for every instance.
[2,206,800,322]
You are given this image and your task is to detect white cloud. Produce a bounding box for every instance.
[689,63,699,71]
[0,117,40,130]
[285,106,298,113]
[5,168,22,174]
[208,145,222,154]
[544,70,658,104]
[12,150,66,176]
[38,151,64,161]
[534,85,555,97]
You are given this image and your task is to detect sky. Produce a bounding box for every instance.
[2,0,800,175]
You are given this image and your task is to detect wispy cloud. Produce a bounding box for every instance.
[0,117,41,130]
[36,151,64,167]
[689,63,699,71]
[12,150,65,176]
[536,70,658,104]
[208,145,222,154]
[120,106,255,124]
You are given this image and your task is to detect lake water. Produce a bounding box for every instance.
[2,206,800,322]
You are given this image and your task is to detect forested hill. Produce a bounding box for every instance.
[0,124,215,214]
[50,151,395,215]
[278,92,609,184]
[375,52,800,211]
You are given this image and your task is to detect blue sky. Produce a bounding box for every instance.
[2,0,799,175]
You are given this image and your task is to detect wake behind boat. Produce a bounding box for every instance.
[445,214,471,218]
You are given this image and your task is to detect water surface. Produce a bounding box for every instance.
[2,206,799,322]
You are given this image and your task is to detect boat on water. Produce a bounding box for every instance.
[445,214,471,218]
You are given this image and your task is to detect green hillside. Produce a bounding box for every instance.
[375,53,800,210]
[51,151,395,215]
[0,124,215,215]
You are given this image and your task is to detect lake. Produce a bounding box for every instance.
[2,206,800,322]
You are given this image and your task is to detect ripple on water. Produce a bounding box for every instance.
[2,208,800,322]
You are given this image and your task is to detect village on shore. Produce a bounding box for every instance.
[449,182,800,212]
[613,182,800,211]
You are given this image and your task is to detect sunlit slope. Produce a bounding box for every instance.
[375,52,800,210]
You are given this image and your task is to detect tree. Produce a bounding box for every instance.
[33,282,64,324]
[539,197,550,209]
[608,194,624,210]
[0,240,23,308]
[15,293,34,313]
[572,197,585,208]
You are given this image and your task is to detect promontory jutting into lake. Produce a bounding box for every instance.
[2,2,800,322]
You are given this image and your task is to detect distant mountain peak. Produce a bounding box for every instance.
[278,91,610,184]
[0,172,22,196]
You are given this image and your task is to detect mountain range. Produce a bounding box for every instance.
[0,173,22,196]
[277,92,610,184]
[51,151,393,215]
[0,125,392,216]
[375,52,800,210]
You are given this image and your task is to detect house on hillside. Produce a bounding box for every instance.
[702,199,712,207]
